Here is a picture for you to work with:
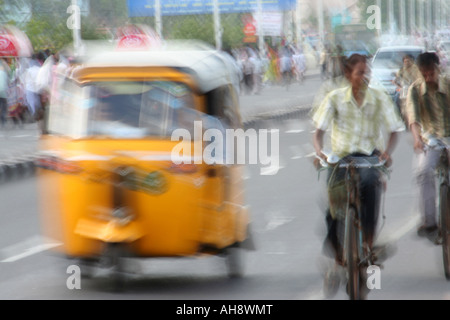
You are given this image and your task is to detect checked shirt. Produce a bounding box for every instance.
[312,85,405,158]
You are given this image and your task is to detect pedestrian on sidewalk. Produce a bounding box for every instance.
[263,45,279,86]
[249,49,263,94]
[320,47,329,80]
[241,48,254,95]
[292,47,306,84]
[24,55,42,118]
[280,46,293,90]
[0,58,9,127]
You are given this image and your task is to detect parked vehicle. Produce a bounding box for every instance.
[370,46,425,98]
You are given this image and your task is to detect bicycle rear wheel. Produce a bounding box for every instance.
[440,184,450,280]
[345,206,362,300]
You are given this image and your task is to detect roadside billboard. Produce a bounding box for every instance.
[127,0,295,16]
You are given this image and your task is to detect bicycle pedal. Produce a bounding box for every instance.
[323,269,342,299]
[434,236,443,246]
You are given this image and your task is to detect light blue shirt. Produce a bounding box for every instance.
[0,67,8,99]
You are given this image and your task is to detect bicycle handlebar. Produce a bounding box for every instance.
[316,154,386,169]
[425,138,450,151]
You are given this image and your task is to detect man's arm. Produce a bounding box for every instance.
[404,83,424,153]
[380,131,398,167]
[410,122,425,153]
[313,129,326,161]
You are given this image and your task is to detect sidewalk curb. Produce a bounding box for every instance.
[243,103,311,128]
[0,153,38,183]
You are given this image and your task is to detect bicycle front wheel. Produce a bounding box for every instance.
[440,183,450,280]
[345,206,362,300]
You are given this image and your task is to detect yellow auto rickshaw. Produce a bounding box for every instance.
[37,40,253,288]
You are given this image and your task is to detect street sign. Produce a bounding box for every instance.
[127,0,295,17]
[115,24,162,51]
[244,23,256,36]
[255,12,283,37]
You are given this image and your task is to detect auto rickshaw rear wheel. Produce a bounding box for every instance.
[105,243,127,292]
[225,243,244,279]
[78,257,98,279]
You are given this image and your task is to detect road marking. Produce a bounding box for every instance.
[10,135,33,138]
[290,145,304,159]
[285,129,304,134]
[382,215,421,243]
[0,236,62,263]
[265,216,294,231]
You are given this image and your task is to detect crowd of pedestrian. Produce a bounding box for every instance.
[230,43,307,95]
[0,49,73,130]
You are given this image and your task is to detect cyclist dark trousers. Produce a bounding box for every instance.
[322,152,382,263]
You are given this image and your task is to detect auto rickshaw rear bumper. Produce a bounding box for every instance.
[75,217,145,243]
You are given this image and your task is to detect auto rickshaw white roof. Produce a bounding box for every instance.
[79,40,241,94]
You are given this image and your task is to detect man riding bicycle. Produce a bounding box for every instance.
[311,54,405,273]
[405,52,450,242]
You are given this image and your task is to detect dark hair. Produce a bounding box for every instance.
[36,51,46,62]
[343,54,367,74]
[402,54,414,62]
[416,52,440,68]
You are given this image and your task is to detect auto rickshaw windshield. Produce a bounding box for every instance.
[47,79,204,139]
[86,81,200,138]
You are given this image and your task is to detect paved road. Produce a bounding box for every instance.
[3,68,449,301]
[1,118,449,301]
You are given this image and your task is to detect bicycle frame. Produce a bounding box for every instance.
[319,155,387,299]
[432,141,450,280]
[436,145,449,186]
[343,165,369,266]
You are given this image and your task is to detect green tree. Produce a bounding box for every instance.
[25,16,71,52]
[88,0,128,28]
[167,15,215,44]
[23,0,127,52]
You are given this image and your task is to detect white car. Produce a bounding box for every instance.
[438,40,450,69]
[370,46,425,98]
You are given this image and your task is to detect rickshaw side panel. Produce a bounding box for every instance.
[38,136,104,257]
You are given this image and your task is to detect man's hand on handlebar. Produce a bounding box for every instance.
[313,150,328,169]
[410,123,425,154]
[414,137,426,154]
[379,151,392,168]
